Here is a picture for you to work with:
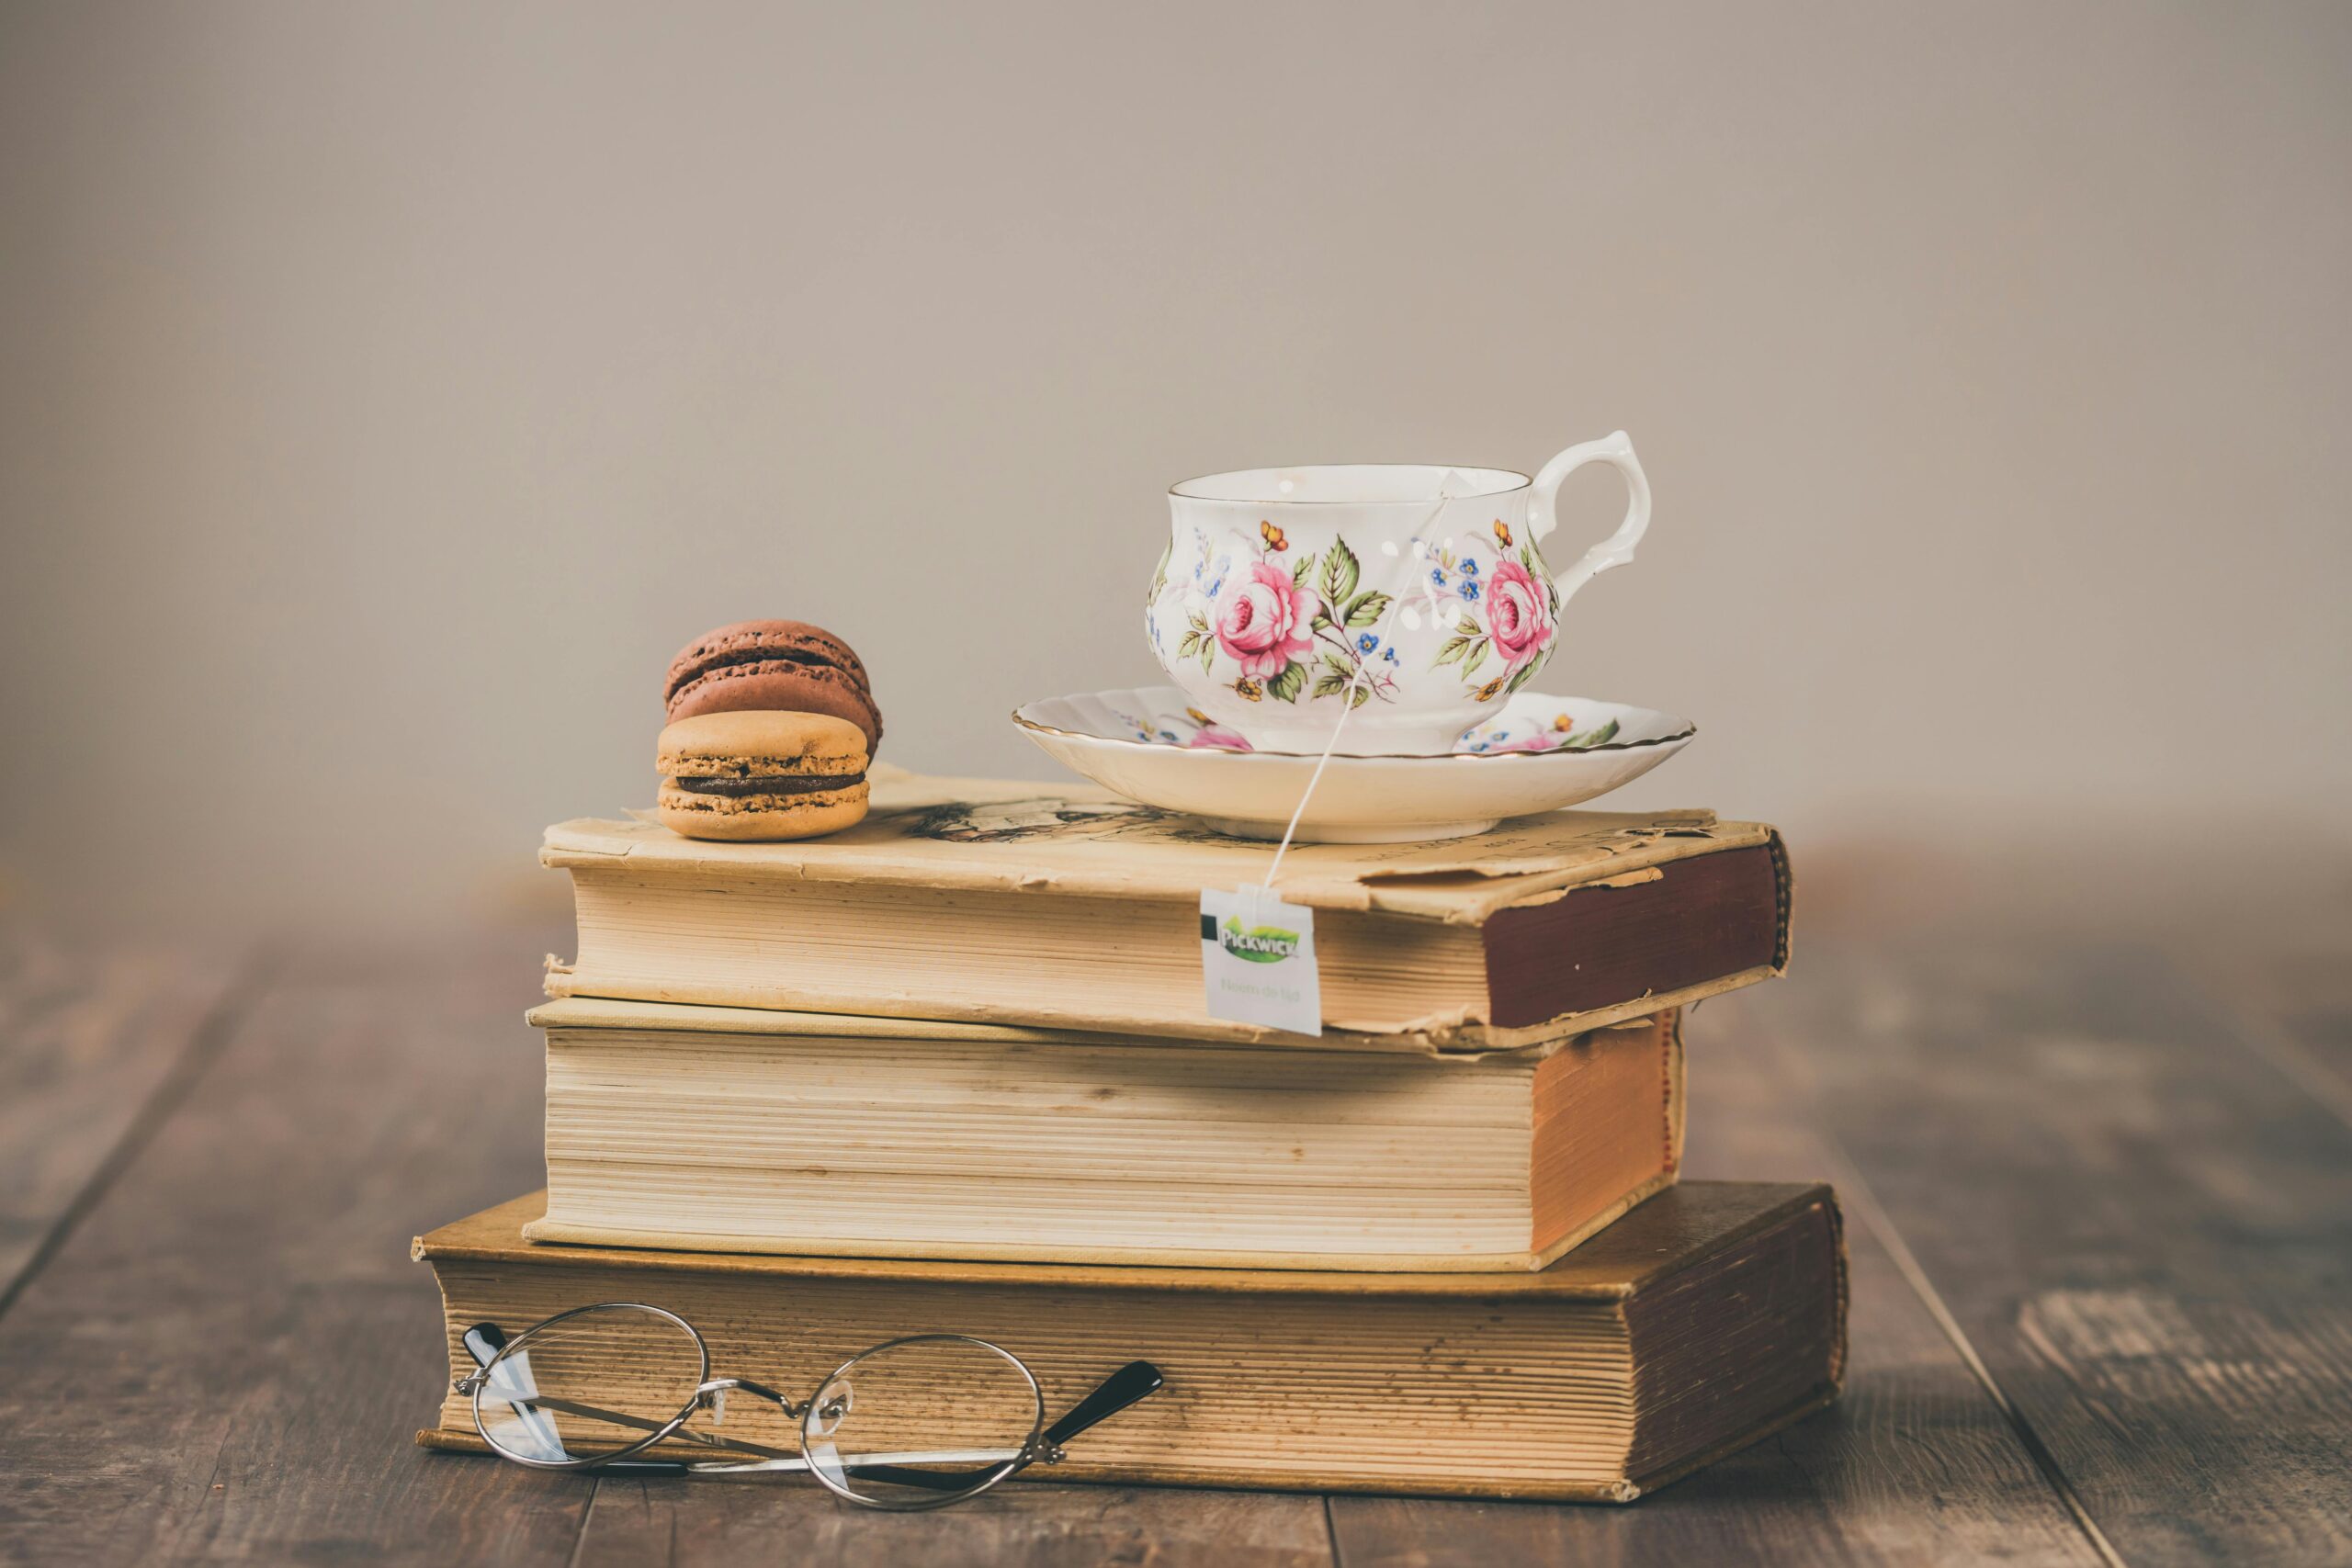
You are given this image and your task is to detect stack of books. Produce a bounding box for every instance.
[414,770,1843,1502]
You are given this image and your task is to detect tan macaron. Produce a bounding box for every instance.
[655,710,870,841]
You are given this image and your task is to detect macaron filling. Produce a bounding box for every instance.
[669,772,865,798]
[673,645,866,689]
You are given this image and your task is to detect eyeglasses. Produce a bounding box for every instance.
[452,1302,1163,1511]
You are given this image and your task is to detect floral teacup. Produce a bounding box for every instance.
[1145,435,1652,754]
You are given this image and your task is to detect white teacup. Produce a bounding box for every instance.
[1145,434,1651,754]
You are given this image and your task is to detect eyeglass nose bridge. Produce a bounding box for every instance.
[693,1374,804,1423]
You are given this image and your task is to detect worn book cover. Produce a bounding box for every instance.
[418,1181,1845,1502]
[543,768,1791,1046]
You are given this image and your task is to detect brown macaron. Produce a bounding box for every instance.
[655,710,871,841]
[662,619,882,754]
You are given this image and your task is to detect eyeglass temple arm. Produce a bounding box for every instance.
[461,1323,1160,1482]
[697,1359,1165,1490]
[1044,1360,1164,1451]
[714,1358,1161,1466]
[458,1326,970,1486]
[733,1359,1166,1493]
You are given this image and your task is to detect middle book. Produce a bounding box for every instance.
[524,998,1683,1272]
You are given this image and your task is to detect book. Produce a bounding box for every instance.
[523,999,1684,1272]
[542,769,1790,1047]
[416,1181,1845,1502]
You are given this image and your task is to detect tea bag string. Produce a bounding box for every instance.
[1257,481,1467,895]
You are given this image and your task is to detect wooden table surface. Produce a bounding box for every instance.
[2,884,2348,1567]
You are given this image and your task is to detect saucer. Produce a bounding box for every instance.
[1012,686,1695,842]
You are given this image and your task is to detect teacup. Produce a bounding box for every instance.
[1145,434,1651,754]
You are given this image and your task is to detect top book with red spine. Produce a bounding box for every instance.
[542,768,1791,1050]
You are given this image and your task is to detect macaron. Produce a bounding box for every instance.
[663,619,882,754]
[655,710,871,841]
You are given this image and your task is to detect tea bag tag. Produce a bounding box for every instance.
[1196,469,1476,1039]
[1199,884,1322,1036]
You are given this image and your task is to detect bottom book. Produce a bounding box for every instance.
[414,1183,1845,1503]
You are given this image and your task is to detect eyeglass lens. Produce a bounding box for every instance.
[474,1304,705,1464]
[802,1337,1043,1506]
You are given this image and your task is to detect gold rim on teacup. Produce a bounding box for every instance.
[1169,464,1532,505]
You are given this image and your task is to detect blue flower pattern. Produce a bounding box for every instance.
[1427,553,1478,596]
[1152,522,1547,709]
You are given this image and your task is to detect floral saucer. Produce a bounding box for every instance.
[1012,686,1694,842]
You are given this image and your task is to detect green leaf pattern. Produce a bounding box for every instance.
[1178,522,1555,710]
[1560,716,1620,749]
[1145,537,1172,609]
[1320,538,1359,604]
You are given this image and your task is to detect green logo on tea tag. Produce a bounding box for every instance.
[1217,917,1299,964]
[1200,887,1321,1034]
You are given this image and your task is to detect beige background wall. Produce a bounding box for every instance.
[3,1,2346,930]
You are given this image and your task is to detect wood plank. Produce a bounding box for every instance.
[13,907,2336,1562]
[0,934,592,1568]
[2175,880,2352,1133]
[1328,988,2107,1567]
[0,931,1334,1567]
[1747,938,2352,1566]
[572,1478,1335,1568]
[0,923,243,1309]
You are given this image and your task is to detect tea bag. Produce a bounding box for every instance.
[1200,469,1485,1036]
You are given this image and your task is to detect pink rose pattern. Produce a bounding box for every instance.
[1431,530,1560,696]
[1118,705,1261,751]
[1171,534,1398,706]
[1185,722,1253,751]
[1169,523,1553,706]
[1214,559,1315,680]
[1461,713,1622,754]
[1151,706,1619,754]
[1484,558,1555,672]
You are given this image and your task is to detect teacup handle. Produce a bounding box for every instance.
[1530,431,1651,606]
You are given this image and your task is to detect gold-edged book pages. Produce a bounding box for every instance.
[522,1002,1685,1271]
[416,1182,1847,1502]
[542,767,1791,1047]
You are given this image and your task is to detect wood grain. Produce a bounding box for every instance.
[1328,987,2108,1567]
[2178,881,2352,1134]
[1745,938,2352,1566]
[571,1479,1335,1568]
[5,889,2348,1565]
[0,934,585,1568]
[0,926,243,1307]
[0,930,1339,1568]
